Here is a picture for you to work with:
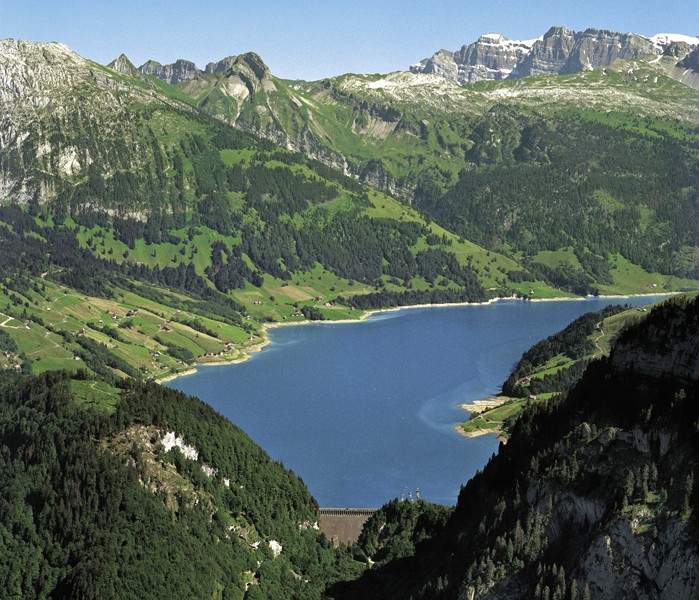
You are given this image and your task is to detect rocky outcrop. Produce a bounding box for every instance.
[581,519,699,599]
[515,26,575,77]
[199,52,276,119]
[0,39,188,206]
[410,49,460,82]
[412,34,537,83]
[558,28,655,74]
[0,40,139,201]
[205,55,238,75]
[412,26,697,84]
[138,53,271,88]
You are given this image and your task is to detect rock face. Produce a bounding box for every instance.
[205,55,238,75]
[515,26,575,77]
[411,26,697,84]
[136,51,275,108]
[679,45,699,73]
[557,28,655,74]
[0,39,184,206]
[0,40,134,200]
[137,53,270,87]
[412,34,536,83]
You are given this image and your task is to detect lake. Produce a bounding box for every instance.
[167,296,665,507]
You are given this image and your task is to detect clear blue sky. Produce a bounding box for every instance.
[2,0,698,80]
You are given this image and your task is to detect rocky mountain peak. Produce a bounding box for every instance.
[197,52,275,123]
[559,28,655,75]
[477,33,508,44]
[0,38,139,110]
[136,52,272,90]
[652,33,699,53]
[544,25,573,36]
[0,39,180,202]
[231,52,272,82]
[413,32,537,84]
[107,53,142,79]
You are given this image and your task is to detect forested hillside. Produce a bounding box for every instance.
[156,49,699,288]
[0,40,528,381]
[0,370,365,599]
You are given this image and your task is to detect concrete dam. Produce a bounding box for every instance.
[319,508,377,546]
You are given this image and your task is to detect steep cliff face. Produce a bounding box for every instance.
[410,49,460,82]
[558,28,655,74]
[412,26,696,84]
[205,55,238,75]
[515,26,575,77]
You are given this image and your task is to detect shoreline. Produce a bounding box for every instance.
[455,423,508,445]
[158,292,672,385]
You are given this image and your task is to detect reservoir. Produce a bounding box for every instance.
[167,296,665,507]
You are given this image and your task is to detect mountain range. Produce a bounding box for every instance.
[4,27,699,295]
[410,26,699,84]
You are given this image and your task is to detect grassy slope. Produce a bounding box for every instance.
[146,58,699,298]
[223,62,699,295]
[2,152,692,384]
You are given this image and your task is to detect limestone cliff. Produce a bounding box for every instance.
[611,296,699,382]
[412,34,536,84]
[412,26,696,84]
[0,40,166,202]
[0,39,190,210]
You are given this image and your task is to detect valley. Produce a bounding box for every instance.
[1,17,699,600]
[1,37,698,381]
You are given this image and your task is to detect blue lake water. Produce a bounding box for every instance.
[167,296,665,507]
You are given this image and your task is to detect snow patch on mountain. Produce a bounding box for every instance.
[652,33,699,50]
